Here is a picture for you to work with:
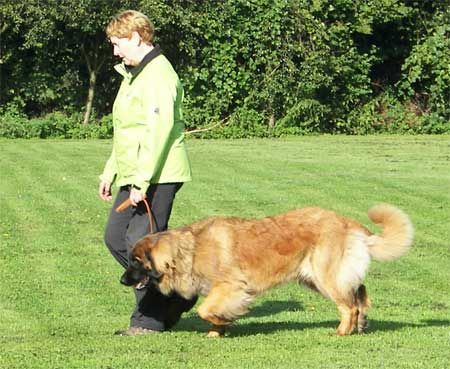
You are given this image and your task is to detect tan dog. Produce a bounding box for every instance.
[121,204,413,337]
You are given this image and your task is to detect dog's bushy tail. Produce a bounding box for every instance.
[367,204,414,262]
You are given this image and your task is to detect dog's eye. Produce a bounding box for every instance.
[131,259,142,268]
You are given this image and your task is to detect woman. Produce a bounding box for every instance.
[99,10,197,336]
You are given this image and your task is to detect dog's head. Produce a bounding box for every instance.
[120,233,175,291]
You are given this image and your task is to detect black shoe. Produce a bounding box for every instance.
[164,295,199,330]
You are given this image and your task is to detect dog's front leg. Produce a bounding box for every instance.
[197,295,232,337]
[206,324,227,338]
[197,282,255,337]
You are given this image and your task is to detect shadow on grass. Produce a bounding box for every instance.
[365,319,450,333]
[177,318,450,336]
[175,317,336,336]
[246,300,305,317]
[218,319,450,337]
[419,319,450,327]
[174,300,450,336]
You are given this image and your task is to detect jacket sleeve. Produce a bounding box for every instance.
[99,146,117,184]
[133,75,177,192]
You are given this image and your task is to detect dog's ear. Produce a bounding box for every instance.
[143,233,160,248]
[144,250,163,279]
[131,245,148,268]
[136,234,175,276]
[132,235,158,264]
[153,237,177,272]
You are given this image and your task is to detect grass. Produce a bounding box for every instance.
[0,135,449,369]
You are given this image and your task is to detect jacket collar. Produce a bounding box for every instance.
[114,44,163,80]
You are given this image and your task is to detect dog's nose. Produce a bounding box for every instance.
[120,270,136,286]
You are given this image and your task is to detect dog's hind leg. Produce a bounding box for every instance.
[356,284,371,334]
[331,231,371,335]
[334,285,371,336]
[335,296,359,336]
[327,286,371,335]
[197,282,256,337]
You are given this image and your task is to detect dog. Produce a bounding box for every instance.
[121,204,413,337]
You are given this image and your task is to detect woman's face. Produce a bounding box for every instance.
[110,34,139,66]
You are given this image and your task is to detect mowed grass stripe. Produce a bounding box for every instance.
[188,137,442,207]
[0,136,449,369]
[0,141,129,340]
[186,137,446,236]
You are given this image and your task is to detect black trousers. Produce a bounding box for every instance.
[104,183,182,331]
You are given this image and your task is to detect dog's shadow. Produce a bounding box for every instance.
[245,299,304,317]
[175,300,450,336]
[229,319,450,337]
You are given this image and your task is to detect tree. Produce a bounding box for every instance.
[399,2,450,127]
[58,0,153,124]
[0,0,138,122]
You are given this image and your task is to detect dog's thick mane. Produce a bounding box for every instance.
[158,218,218,299]
[158,226,202,299]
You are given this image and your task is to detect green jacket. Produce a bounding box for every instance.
[100,46,192,192]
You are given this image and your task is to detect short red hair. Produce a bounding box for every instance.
[106,10,155,44]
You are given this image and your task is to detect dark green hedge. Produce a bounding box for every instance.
[1,0,449,138]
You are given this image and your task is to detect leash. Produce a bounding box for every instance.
[115,195,154,234]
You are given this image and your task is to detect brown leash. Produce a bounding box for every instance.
[115,196,154,234]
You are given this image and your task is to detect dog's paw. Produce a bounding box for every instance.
[206,330,222,338]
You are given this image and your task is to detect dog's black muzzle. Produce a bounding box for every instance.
[120,268,143,286]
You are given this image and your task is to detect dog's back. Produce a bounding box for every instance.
[190,207,373,293]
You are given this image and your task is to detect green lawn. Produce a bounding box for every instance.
[0,136,449,369]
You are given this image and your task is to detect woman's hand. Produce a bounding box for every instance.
[99,181,113,201]
[129,187,145,206]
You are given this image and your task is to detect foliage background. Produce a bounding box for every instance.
[0,136,449,369]
[0,0,449,137]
